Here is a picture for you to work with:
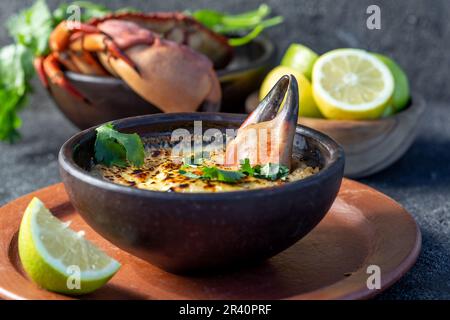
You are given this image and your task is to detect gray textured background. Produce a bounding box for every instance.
[0,0,449,299]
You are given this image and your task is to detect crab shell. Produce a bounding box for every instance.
[89,12,233,69]
[42,12,234,114]
[91,19,221,113]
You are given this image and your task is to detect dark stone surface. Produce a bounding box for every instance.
[0,0,449,299]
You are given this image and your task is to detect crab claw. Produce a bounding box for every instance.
[42,53,90,104]
[225,74,299,169]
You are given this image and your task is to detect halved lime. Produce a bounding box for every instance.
[18,197,121,295]
[281,43,318,80]
[312,48,394,120]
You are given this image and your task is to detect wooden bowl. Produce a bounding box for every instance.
[246,93,425,178]
[46,37,276,130]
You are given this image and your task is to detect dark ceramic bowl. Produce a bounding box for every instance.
[59,113,344,274]
[48,37,276,130]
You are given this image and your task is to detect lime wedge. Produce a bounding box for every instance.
[281,43,318,80]
[373,53,410,112]
[312,48,394,120]
[259,65,323,118]
[18,197,121,295]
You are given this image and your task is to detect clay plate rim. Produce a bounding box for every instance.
[0,179,421,300]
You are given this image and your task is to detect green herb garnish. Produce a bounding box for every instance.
[1,0,53,142]
[179,158,290,183]
[201,166,246,183]
[7,0,54,57]
[191,4,283,46]
[239,158,256,176]
[94,123,145,167]
[255,163,290,181]
[0,44,34,142]
[0,0,124,143]
[239,158,290,180]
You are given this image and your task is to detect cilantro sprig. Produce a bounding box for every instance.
[179,158,289,184]
[190,4,283,46]
[94,123,145,167]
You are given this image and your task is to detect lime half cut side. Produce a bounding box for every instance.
[312,48,394,120]
[18,197,121,295]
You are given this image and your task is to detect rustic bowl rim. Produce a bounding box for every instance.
[304,95,425,124]
[247,93,425,124]
[59,113,345,200]
[64,36,276,84]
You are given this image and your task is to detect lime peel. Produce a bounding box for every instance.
[18,197,120,295]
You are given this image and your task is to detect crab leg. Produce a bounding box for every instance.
[57,52,82,73]
[42,53,89,103]
[50,21,99,52]
[48,21,138,99]
[68,33,138,74]
[67,50,108,76]
[225,74,299,169]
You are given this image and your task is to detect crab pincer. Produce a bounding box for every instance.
[225,74,299,169]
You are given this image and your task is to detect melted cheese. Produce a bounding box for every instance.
[92,141,320,193]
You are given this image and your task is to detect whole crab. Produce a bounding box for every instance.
[35,12,233,113]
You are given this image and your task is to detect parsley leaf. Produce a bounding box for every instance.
[7,0,53,56]
[201,167,246,183]
[179,158,290,183]
[94,123,145,167]
[240,159,289,180]
[0,44,34,143]
[239,158,255,176]
[191,4,283,46]
[255,163,290,181]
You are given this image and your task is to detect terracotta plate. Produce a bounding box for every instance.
[0,179,420,300]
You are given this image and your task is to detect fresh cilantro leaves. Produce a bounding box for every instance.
[239,158,255,176]
[94,123,145,168]
[202,166,246,183]
[255,163,290,181]
[179,158,289,184]
[0,44,34,142]
[0,0,52,142]
[7,0,54,56]
[191,4,283,46]
[240,159,290,181]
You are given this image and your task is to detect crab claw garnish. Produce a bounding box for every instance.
[225,74,299,169]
